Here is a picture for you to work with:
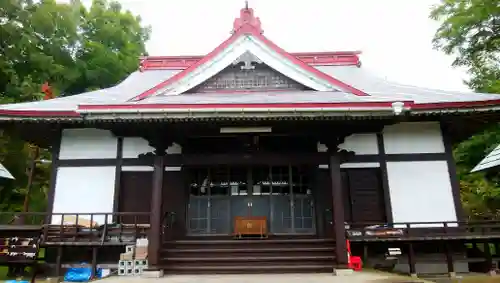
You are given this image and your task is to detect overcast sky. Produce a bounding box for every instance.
[72,0,469,91]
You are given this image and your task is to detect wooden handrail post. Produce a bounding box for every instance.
[59,213,64,241]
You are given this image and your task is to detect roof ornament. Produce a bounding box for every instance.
[233,51,262,70]
[232,2,263,34]
[41,82,55,100]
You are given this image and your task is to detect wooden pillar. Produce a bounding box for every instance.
[407,242,417,277]
[330,154,349,268]
[148,154,164,270]
[46,129,62,225]
[90,247,98,279]
[441,123,465,221]
[444,241,455,277]
[362,243,369,266]
[112,137,124,215]
[55,246,63,278]
[484,241,496,275]
[376,132,393,224]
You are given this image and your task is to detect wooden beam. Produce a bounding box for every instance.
[56,151,450,168]
[179,152,328,165]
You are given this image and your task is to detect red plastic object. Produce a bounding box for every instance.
[349,256,363,271]
[346,239,363,271]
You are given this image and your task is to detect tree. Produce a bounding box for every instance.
[66,0,151,94]
[431,0,500,219]
[0,0,150,219]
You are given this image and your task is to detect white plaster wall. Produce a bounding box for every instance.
[52,167,116,224]
[123,137,154,158]
[59,129,117,159]
[338,133,378,154]
[123,137,182,158]
[387,161,457,227]
[317,134,378,168]
[383,122,445,154]
[53,133,184,224]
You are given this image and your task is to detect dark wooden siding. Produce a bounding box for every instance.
[342,168,386,224]
[315,167,386,237]
[341,171,352,223]
[314,169,333,238]
[162,170,186,239]
[118,170,186,238]
[118,171,153,223]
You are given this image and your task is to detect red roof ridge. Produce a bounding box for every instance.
[132,5,368,101]
[139,51,362,70]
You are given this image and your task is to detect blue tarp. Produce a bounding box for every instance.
[64,263,102,282]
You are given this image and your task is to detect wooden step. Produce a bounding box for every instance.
[162,247,334,258]
[166,238,334,245]
[165,255,334,262]
[161,236,336,274]
[163,264,334,274]
[164,238,335,250]
[164,246,333,253]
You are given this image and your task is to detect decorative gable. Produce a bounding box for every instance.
[186,52,310,93]
[130,5,368,101]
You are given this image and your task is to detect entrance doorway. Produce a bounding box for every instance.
[187,165,315,235]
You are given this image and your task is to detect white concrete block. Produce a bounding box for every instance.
[141,269,164,278]
[333,268,354,276]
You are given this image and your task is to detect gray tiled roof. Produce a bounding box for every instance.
[0,65,499,112]
[471,144,500,172]
[0,70,179,111]
[317,66,499,104]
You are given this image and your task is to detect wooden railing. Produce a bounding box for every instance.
[0,212,151,245]
[346,220,500,241]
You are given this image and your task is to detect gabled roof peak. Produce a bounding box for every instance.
[232,2,263,34]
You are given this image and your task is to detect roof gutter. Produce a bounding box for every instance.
[76,106,407,115]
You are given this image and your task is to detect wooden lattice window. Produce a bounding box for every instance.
[187,63,309,93]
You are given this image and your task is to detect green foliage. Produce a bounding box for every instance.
[431,0,500,219]
[0,0,149,217]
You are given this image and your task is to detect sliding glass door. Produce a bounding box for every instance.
[187,165,315,235]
